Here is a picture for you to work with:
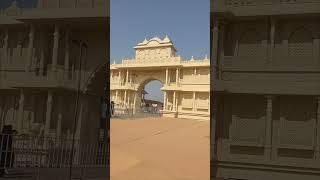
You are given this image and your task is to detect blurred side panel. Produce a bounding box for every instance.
[0,0,109,179]
[211,0,320,180]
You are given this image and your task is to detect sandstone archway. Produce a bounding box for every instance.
[110,36,210,120]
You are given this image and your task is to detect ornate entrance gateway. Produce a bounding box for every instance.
[110,36,210,120]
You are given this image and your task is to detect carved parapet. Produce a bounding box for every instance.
[182,59,209,65]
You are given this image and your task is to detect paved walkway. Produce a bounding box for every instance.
[110,117,209,180]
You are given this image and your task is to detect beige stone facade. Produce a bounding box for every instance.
[110,36,210,120]
[212,0,320,179]
[0,0,108,143]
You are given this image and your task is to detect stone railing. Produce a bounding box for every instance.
[181,59,210,66]
[213,0,320,16]
[0,61,95,90]
[196,99,210,109]
[179,76,210,85]
[120,56,181,66]
[110,82,138,88]
[37,0,106,9]
[225,0,320,6]
[222,55,318,71]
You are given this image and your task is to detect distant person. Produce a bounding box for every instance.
[0,125,16,176]
[110,101,115,116]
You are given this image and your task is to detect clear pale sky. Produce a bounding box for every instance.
[111,0,210,102]
[1,0,210,103]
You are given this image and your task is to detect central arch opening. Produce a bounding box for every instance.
[137,79,164,114]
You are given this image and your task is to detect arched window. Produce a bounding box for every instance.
[288,27,313,57]
[238,28,261,57]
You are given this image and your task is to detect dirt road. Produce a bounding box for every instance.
[110,117,209,180]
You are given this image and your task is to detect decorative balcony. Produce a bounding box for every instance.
[213,0,320,16]
[222,55,319,72]
[115,56,182,68]
[0,61,97,92]
[179,76,210,85]
[217,55,320,94]
[12,0,108,21]
[36,0,106,9]
[181,59,210,67]
[110,82,138,91]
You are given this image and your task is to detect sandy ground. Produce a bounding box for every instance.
[110,117,210,180]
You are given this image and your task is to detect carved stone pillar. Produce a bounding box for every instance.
[75,100,84,139]
[168,69,171,84]
[176,68,179,85]
[265,95,273,160]
[118,71,121,86]
[39,31,45,76]
[127,91,131,108]
[115,90,118,102]
[26,25,35,72]
[51,25,60,72]
[269,18,276,64]
[163,91,167,110]
[126,69,129,84]
[124,90,127,107]
[175,92,178,112]
[17,33,23,59]
[57,95,64,138]
[64,28,70,79]
[167,92,169,110]
[30,94,36,125]
[165,68,169,85]
[130,72,133,84]
[133,92,137,114]
[192,92,196,112]
[3,28,8,64]
[1,29,8,78]
[173,91,176,111]
[44,91,53,135]
[17,90,25,132]
[316,97,320,159]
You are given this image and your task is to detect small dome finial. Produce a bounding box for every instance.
[142,37,148,44]
[163,34,170,42]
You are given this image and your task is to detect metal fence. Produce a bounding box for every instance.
[111,107,163,119]
[0,134,108,170]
